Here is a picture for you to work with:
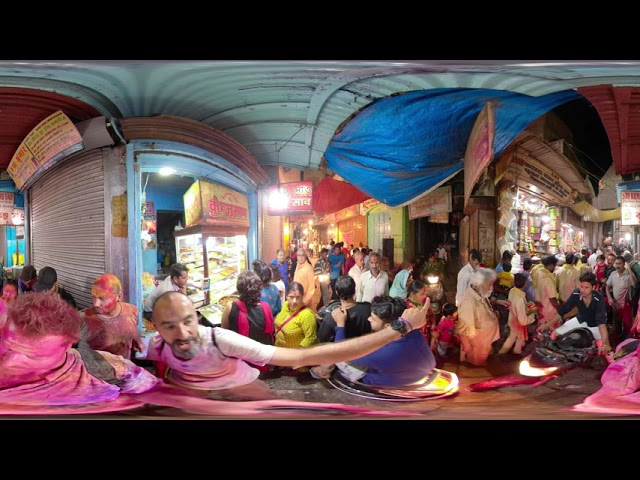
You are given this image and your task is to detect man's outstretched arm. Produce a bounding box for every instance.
[269,301,430,367]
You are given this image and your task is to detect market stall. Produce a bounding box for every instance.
[177,179,249,323]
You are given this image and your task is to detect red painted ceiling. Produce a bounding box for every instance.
[578,85,640,176]
[0,88,101,173]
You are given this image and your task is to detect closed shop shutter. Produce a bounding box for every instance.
[30,150,106,309]
[368,210,391,256]
[261,190,282,263]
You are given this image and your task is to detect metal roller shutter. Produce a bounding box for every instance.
[30,150,106,309]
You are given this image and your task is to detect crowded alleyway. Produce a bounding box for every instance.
[247,253,618,420]
[71,252,624,421]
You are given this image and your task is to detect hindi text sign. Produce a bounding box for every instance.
[8,111,85,190]
[409,186,452,220]
[184,180,249,228]
[621,191,640,226]
[267,181,313,215]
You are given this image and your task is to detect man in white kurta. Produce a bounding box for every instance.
[456,268,500,366]
[348,251,365,297]
[455,249,482,306]
[357,253,389,303]
[534,255,560,325]
[555,253,580,304]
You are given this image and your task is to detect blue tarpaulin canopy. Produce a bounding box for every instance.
[324,88,581,207]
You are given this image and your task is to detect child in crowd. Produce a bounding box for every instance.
[269,263,286,304]
[593,254,606,290]
[430,303,459,361]
[497,262,514,289]
[499,273,536,355]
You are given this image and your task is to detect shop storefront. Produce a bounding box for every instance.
[9,113,119,308]
[364,200,406,269]
[512,193,585,257]
[408,186,454,261]
[0,186,25,277]
[494,135,593,263]
[121,115,269,325]
[335,204,367,250]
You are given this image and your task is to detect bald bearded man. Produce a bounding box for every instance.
[147,291,431,401]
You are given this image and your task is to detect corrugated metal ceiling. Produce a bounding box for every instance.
[1,60,640,175]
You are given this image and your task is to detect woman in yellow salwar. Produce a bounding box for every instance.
[274,281,318,375]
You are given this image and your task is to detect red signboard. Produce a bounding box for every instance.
[267,181,313,215]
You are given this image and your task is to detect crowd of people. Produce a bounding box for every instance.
[454,244,640,367]
[2,239,639,415]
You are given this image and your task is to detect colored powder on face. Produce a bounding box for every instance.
[94,274,121,295]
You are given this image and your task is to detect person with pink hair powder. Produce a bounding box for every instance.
[80,273,144,359]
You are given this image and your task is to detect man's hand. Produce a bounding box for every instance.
[400,298,431,330]
[331,307,348,327]
[598,343,612,356]
[496,299,511,308]
[537,317,559,333]
[133,339,146,355]
[630,319,640,337]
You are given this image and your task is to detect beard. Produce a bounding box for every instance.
[482,290,493,299]
[169,336,201,360]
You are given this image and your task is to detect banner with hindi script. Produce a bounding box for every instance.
[8,111,84,190]
[184,179,249,228]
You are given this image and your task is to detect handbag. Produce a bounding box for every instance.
[275,306,308,336]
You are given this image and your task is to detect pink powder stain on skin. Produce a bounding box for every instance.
[92,274,122,313]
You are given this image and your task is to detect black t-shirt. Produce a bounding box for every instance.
[317,302,372,343]
[59,286,78,309]
[229,301,274,345]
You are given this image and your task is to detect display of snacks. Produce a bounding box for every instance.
[175,228,247,307]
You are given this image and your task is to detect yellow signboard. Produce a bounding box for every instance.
[184,180,249,228]
[8,111,84,190]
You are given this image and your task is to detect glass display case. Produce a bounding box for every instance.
[174,225,247,315]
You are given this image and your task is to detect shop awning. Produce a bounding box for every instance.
[312,176,370,215]
[570,201,620,222]
[512,134,591,195]
[324,88,580,208]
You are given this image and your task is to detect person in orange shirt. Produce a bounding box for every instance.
[293,248,316,307]
[80,273,145,360]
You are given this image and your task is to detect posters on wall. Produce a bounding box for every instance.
[111,194,128,238]
[621,191,640,226]
[429,213,450,223]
